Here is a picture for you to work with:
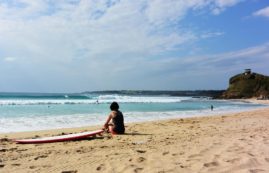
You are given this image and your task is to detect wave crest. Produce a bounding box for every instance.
[0,95,192,105]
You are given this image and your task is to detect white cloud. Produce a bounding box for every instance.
[253,6,269,18]
[0,0,242,61]
[200,31,224,39]
[0,0,246,91]
[157,42,269,75]
[3,57,16,62]
[212,0,243,15]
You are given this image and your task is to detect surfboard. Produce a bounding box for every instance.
[14,129,104,144]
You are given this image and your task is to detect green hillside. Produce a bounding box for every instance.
[222,70,269,99]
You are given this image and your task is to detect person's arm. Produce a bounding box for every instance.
[103,113,113,129]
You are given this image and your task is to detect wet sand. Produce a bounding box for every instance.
[1,100,269,173]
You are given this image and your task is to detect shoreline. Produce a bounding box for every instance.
[236,98,269,105]
[1,101,269,172]
[0,106,267,139]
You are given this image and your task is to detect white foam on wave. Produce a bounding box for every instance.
[0,113,106,133]
[101,95,193,103]
[0,99,97,105]
[0,95,192,105]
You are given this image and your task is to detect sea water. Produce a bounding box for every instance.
[0,92,266,133]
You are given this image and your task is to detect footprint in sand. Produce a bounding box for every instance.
[17,149,28,152]
[179,152,185,155]
[0,149,7,152]
[162,151,169,156]
[136,157,146,163]
[61,171,77,173]
[0,164,5,168]
[225,158,240,164]
[134,167,143,173]
[265,158,269,162]
[188,154,201,158]
[96,164,105,171]
[34,155,48,160]
[29,166,36,169]
[203,161,219,167]
[248,152,255,157]
[249,169,265,173]
[0,138,9,142]
[76,149,83,153]
[42,165,52,168]
[136,150,146,153]
[226,144,244,152]
[9,148,18,152]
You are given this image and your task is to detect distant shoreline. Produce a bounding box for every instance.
[0,90,225,96]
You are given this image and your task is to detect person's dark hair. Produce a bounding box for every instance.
[110,102,119,111]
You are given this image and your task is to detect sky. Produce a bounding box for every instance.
[0,0,269,93]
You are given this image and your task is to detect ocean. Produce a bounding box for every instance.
[0,92,266,133]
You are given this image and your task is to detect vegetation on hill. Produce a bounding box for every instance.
[222,72,269,99]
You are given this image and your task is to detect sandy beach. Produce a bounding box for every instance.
[1,100,269,173]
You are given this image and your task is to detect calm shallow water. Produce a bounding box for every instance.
[0,93,266,133]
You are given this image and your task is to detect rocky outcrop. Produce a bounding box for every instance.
[222,71,269,99]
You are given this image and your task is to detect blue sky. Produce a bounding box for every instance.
[0,0,269,92]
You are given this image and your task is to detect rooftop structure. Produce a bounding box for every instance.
[244,69,251,75]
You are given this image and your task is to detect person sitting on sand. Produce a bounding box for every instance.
[103,102,125,134]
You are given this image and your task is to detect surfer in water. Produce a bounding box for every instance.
[103,102,125,134]
[211,105,214,111]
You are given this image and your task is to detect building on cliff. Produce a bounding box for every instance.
[244,69,251,75]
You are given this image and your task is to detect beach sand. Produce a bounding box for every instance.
[1,100,269,173]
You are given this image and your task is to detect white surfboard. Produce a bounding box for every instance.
[14,129,104,144]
